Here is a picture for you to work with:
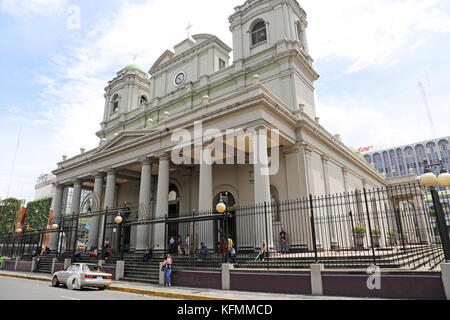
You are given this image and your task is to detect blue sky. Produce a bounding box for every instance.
[1,0,450,202]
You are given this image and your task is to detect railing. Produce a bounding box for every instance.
[1,183,448,270]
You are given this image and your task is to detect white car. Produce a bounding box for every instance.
[52,263,113,290]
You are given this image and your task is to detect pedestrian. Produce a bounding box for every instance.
[143,246,153,262]
[177,235,183,255]
[89,246,98,257]
[163,254,173,287]
[279,228,288,254]
[42,246,50,256]
[217,241,223,257]
[197,242,208,261]
[229,246,237,264]
[255,241,267,261]
[33,248,41,272]
[226,235,234,262]
[185,234,190,256]
[169,236,176,254]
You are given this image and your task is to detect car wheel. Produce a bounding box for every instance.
[72,278,79,290]
[98,287,106,291]
[52,276,60,287]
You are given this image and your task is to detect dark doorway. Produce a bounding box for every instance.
[168,184,180,254]
[213,192,237,252]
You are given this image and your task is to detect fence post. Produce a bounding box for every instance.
[101,208,108,252]
[192,210,195,258]
[363,188,377,265]
[73,212,79,254]
[430,187,450,261]
[264,202,269,270]
[164,214,168,255]
[309,195,318,263]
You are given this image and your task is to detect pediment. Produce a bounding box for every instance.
[96,130,155,154]
[149,50,175,74]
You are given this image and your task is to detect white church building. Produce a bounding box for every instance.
[49,0,388,254]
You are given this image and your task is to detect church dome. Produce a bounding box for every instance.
[123,64,143,71]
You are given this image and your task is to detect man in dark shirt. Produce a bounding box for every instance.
[279,229,288,254]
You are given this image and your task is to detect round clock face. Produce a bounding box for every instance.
[174,72,186,86]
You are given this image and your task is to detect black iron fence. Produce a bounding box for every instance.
[1,183,449,270]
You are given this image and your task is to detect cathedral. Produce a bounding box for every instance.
[49,0,387,254]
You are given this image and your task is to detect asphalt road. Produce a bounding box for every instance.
[0,276,175,300]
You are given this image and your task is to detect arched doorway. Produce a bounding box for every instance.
[213,192,237,252]
[168,184,180,252]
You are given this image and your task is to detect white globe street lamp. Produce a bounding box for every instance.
[437,170,450,188]
[114,215,123,224]
[419,160,450,262]
[420,171,438,187]
[216,202,226,213]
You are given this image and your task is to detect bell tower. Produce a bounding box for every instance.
[102,65,151,124]
[229,0,318,119]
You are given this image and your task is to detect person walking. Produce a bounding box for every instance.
[185,234,190,256]
[163,254,173,287]
[169,236,176,254]
[279,228,288,254]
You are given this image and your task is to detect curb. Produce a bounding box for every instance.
[0,272,238,300]
[108,285,239,300]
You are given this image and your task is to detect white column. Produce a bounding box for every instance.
[88,173,103,249]
[283,145,312,249]
[304,144,316,195]
[253,128,273,250]
[99,169,116,247]
[322,156,335,247]
[153,154,170,252]
[136,159,153,251]
[48,184,64,251]
[298,19,309,55]
[198,146,214,249]
[69,179,82,251]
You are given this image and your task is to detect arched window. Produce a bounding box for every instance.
[168,184,179,202]
[140,95,148,105]
[251,20,267,46]
[111,94,119,113]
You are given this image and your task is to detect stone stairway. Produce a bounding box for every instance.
[121,254,162,284]
[36,255,53,274]
[233,245,444,269]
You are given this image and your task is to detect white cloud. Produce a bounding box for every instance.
[316,89,450,150]
[0,0,67,16]
[302,0,450,72]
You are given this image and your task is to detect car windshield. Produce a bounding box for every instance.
[83,265,104,273]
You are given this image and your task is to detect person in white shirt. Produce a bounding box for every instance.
[185,234,190,256]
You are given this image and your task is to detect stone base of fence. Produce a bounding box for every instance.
[116,261,125,281]
[441,262,450,300]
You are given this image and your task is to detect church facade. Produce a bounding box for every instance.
[49,0,387,253]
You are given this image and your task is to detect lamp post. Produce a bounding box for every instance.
[216,196,227,262]
[114,214,124,260]
[419,160,450,262]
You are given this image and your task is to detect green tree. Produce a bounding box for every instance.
[0,198,22,233]
[25,197,53,231]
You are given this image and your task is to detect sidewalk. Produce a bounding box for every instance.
[0,270,375,300]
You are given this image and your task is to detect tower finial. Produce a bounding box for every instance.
[186,21,193,38]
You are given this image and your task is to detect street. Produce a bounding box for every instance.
[0,276,175,300]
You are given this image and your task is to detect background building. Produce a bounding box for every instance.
[362,136,450,178]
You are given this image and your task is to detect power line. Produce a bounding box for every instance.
[417,79,437,139]
[6,125,22,199]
